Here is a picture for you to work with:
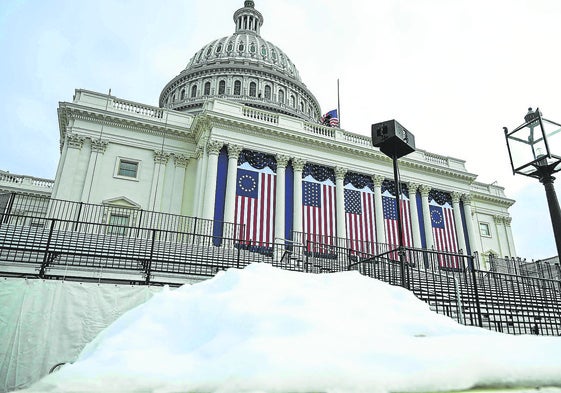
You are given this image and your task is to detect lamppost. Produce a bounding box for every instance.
[504,108,561,258]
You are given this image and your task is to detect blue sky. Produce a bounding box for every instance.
[1,0,561,259]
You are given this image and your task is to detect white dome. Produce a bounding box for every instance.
[159,1,321,122]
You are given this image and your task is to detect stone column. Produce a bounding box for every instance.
[149,151,170,212]
[452,192,467,254]
[504,217,517,258]
[202,140,223,220]
[461,194,479,255]
[335,167,347,243]
[56,133,86,201]
[192,146,206,218]
[292,158,306,239]
[275,154,290,243]
[81,138,108,203]
[420,185,434,250]
[171,154,189,215]
[407,182,422,248]
[223,144,243,229]
[373,175,386,244]
[494,215,510,258]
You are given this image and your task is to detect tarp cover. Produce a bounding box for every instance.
[0,278,164,393]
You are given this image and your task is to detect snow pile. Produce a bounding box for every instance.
[27,263,561,393]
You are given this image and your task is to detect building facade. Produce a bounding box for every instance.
[5,1,516,267]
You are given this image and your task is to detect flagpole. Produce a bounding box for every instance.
[337,78,341,128]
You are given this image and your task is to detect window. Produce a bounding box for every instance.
[249,82,257,97]
[218,80,226,95]
[479,222,491,237]
[278,89,285,104]
[234,80,241,95]
[204,81,211,95]
[180,89,185,100]
[264,85,271,99]
[108,213,130,236]
[290,95,295,107]
[117,160,138,178]
[191,85,197,98]
[299,101,304,111]
[115,158,140,180]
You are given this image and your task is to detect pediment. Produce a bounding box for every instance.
[102,196,141,209]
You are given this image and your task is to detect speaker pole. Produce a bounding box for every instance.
[392,154,408,289]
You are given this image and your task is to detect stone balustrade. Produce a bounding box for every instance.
[0,171,54,194]
[112,98,164,119]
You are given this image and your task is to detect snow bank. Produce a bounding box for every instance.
[26,264,561,393]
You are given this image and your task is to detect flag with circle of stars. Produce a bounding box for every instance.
[235,166,276,248]
[429,195,460,269]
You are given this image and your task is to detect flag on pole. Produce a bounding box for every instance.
[430,200,460,269]
[344,186,376,255]
[235,165,276,249]
[302,177,336,253]
[320,109,339,127]
[382,189,413,249]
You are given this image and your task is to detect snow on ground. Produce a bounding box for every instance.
[24,263,561,393]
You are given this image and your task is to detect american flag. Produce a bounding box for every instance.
[430,200,460,269]
[382,190,413,249]
[235,166,276,247]
[345,187,376,255]
[302,178,336,250]
[320,109,339,127]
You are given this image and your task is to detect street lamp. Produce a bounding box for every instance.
[504,108,561,258]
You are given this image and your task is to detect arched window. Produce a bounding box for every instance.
[191,85,197,98]
[278,89,285,104]
[264,85,271,99]
[300,102,304,112]
[290,95,295,108]
[234,80,241,95]
[180,89,185,100]
[218,80,226,95]
[249,82,257,97]
[204,81,211,96]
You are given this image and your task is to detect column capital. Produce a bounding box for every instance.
[451,192,462,204]
[173,154,190,168]
[504,216,512,226]
[207,140,223,156]
[292,158,306,172]
[90,138,108,153]
[276,154,290,169]
[493,215,506,224]
[407,182,420,194]
[154,150,171,164]
[373,175,385,187]
[227,144,243,160]
[335,166,347,181]
[419,185,431,197]
[66,133,86,149]
[461,193,473,205]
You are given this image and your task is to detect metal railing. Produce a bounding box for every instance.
[1,192,560,336]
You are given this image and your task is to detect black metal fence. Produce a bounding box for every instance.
[489,254,561,281]
[1,192,560,336]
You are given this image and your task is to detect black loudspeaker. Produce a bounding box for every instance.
[371,119,416,158]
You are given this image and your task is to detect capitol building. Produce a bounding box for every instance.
[0,0,516,267]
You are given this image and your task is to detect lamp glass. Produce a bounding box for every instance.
[541,117,561,171]
[506,118,549,176]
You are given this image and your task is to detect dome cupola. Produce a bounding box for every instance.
[159,1,321,122]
